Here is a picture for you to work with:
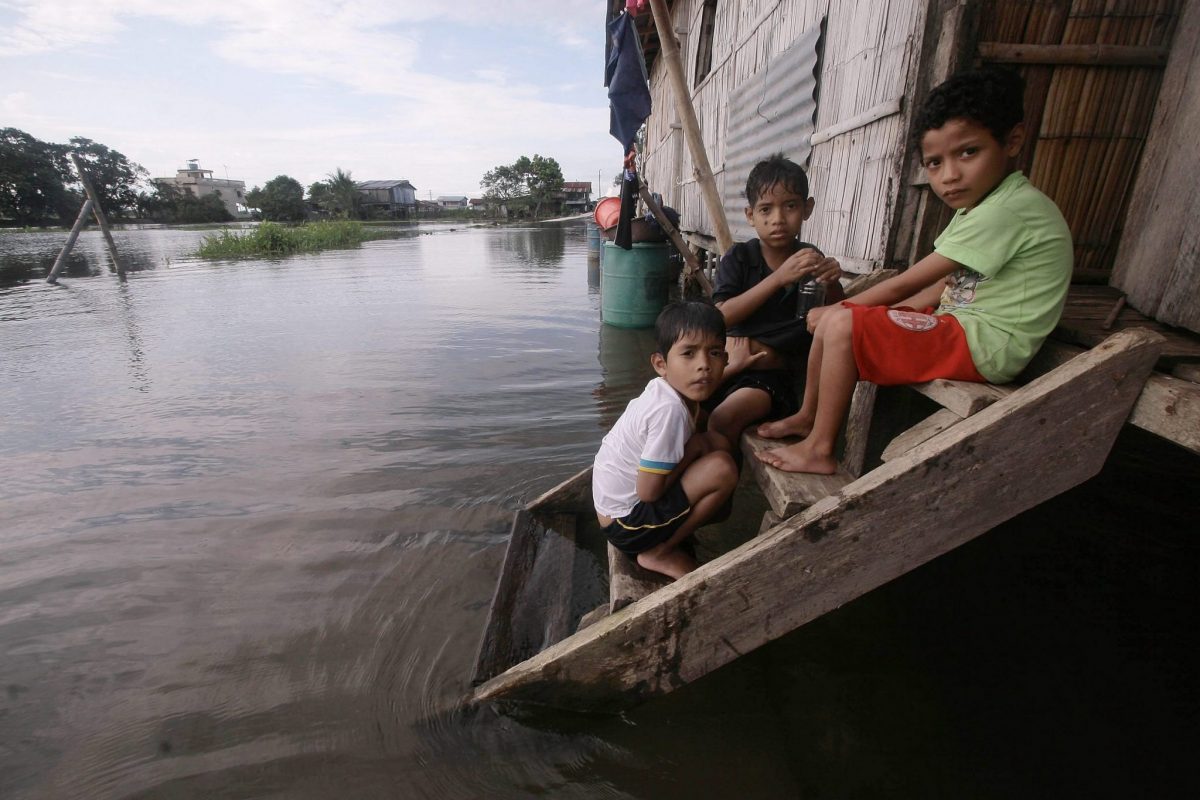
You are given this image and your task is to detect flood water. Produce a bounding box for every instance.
[1,223,1196,799]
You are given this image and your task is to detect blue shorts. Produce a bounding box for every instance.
[603,480,692,557]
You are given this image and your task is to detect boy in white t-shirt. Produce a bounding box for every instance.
[593,302,740,580]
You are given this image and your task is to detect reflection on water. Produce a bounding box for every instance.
[1,223,1197,799]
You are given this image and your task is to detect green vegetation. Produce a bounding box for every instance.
[1,128,147,224]
[245,175,307,222]
[195,220,382,259]
[481,154,564,217]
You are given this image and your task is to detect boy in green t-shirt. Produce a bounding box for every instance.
[756,67,1073,474]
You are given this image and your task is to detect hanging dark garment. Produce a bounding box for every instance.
[604,12,651,153]
[615,168,639,250]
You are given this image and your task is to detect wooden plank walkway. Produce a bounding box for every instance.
[471,329,1163,712]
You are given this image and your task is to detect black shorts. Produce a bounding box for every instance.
[702,369,799,420]
[603,480,692,558]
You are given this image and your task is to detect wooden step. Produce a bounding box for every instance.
[470,329,1164,712]
[739,432,853,518]
[881,408,963,462]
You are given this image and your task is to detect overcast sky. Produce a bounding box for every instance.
[0,0,623,198]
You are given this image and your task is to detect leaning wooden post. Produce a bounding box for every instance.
[69,153,125,279]
[646,0,734,256]
[46,197,94,284]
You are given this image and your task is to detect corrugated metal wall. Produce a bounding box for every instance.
[640,0,927,273]
[723,23,821,241]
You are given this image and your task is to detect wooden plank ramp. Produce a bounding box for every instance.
[470,329,1163,712]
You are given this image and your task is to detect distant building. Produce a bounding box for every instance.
[436,195,469,209]
[560,181,593,211]
[156,160,248,218]
[357,179,417,218]
[469,197,488,211]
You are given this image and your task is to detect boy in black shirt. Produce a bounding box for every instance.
[705,154,844,447]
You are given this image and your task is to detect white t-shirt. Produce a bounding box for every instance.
[593,377,695,519]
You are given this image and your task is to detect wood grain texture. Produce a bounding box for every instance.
[739,433,853,517]
[908,378,1008,417]
[471,329,1163,712]
[881,408,963,462]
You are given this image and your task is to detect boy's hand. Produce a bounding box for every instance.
[813,256,842,286]
[805,304,832,332]
[775,249,842,288]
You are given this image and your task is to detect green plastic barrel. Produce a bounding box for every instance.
[601,241,671,328]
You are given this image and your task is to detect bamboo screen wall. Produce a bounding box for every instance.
[977,0,1181,278]
[640,0,927,273]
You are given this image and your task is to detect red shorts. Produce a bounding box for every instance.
[847,304,986,386]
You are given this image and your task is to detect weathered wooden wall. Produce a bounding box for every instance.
[1110,0,1199,334]
[641,0,927,274]
[977,0,1181,280]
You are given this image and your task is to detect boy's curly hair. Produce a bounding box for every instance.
[655,301,725,357]
[911,68,1026,150]
[745,153,809,206]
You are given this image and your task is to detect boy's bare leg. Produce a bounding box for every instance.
[707,387,772,449]
[756,328,824,439]
[756,308,857,474]
[637,450,738,579]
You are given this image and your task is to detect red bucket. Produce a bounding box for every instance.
[593,196,621,230]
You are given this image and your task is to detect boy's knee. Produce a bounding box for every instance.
[819,306,854,340]
[707,450,739,487]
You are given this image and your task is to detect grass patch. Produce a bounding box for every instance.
[195,220,385,259]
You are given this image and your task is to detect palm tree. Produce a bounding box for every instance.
[326,167,361,219]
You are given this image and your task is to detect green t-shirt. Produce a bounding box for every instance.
[934,171,1073,383]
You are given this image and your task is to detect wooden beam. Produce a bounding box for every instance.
[810,98,903,146]
[841,381,878,478]
[69,154,124,279]
[1128,373,1200,456]
[647,0,733,256]
[978,42,1169,67]
[638,182,713,296]
[471,329,1163,712]
[46,198,93,284]
[908,377,1008,417]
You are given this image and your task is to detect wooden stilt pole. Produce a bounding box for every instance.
[69,154,125,280]
[637,182,713,296]
[646,0,734,256]
[46,198,94,285]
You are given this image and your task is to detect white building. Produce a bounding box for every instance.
[156,160,249,218]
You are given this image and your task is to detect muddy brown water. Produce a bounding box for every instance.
[1,223,1196,798]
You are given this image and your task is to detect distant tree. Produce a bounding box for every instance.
[480,154,564,218]
[480,164,525,203]
[520,155,564,218]
[307,180,334,216]
[68,137,148,219]
[246,175,307,222]
[0,128,75,225]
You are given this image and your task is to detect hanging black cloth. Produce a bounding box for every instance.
[604,12,651,153]
[615,162,639,250]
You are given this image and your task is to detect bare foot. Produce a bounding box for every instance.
[756,414,814,440]
[755,442,838,474]
[637,545,697,580]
